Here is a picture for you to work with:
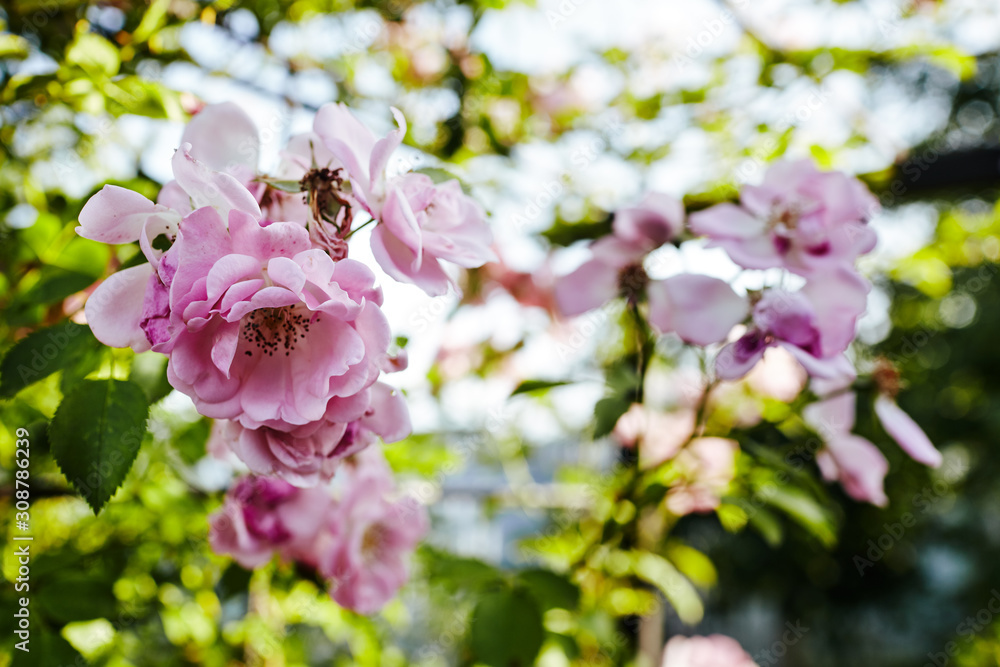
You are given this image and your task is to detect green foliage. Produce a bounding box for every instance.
[50,378,149,513]
[470,588,546,667]
[0,322,100,398]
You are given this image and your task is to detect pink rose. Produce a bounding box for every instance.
[211,383,411,487]
[318,449,429,614]
[163,208,390,430]
[313,103,495,294]
[209,476,332,568]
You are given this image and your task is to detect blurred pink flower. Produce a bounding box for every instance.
[319,449,429,614]
[555,192,685,317]
[665,437,739,516]
[661,634,758,667]
[804,392,889,506]
[554,235,648,316]
[613,192,685,248]
[745,346,809,403]
[647,274,748,346]
[613,403,696,469]
[211,383,411,487]
[209,476,332,568]
[689,159,877,275]
[716,270,868,380]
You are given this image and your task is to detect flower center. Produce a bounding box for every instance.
[873,357,901,399]
[767,200,801,234]
[241,306,314,357]
[617,262,649,302]
[361,524,387,560]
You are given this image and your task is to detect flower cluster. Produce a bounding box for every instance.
[77,102,493,611]
[555,159,941,507]
[209,449,427,614]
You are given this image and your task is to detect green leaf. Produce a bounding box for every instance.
[0,34,30,59]
[470,589,545,667]
[630,552,704,625]
[50,379,149,513]
[422,547,504,594]
[664,542,717,589]
[36,575,118,623]
[0,322,100,399]
[11,628,83,667]
[172,418,211,465]
[66,33,120,77]
[257,178,303,193]
[130,352,173,404]
[762,482,837,548]
[511,379,570,396]
[593,396,632,439]
[747,506,785,547]
[515,569,580,611]
[133,0,171,43]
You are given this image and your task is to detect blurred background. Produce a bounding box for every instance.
[2,0,1000,665]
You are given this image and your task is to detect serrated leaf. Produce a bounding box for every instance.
[511,379,570,396]
[0,322,100,398]
[50,379,149,513]
[470,589,545,667]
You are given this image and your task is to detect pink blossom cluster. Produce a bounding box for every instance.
[555,159,941,507]
[77,102,491,611]
[209,449,427,614]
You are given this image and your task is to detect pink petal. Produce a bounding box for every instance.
[715,338,766,381]
[688,202,767,240]
[874,395,942,468]
[180,102,260,177]
[362,383,411,443]
[553,258,620,317]
[826,434,889,507]
[266,256,307,294]
[85,264,154,352]
[370,225,451,296]
[171,144,261,221]
[612,191,684,247]
[77,185,172,245]
[368,106,407,191]
[313,103,377,196]
[647,274,747,346]
[381,185,424,259]
[800,268,870,356]
[228,212,311,261]
[803,391,857,436]
[157,180,193,214]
